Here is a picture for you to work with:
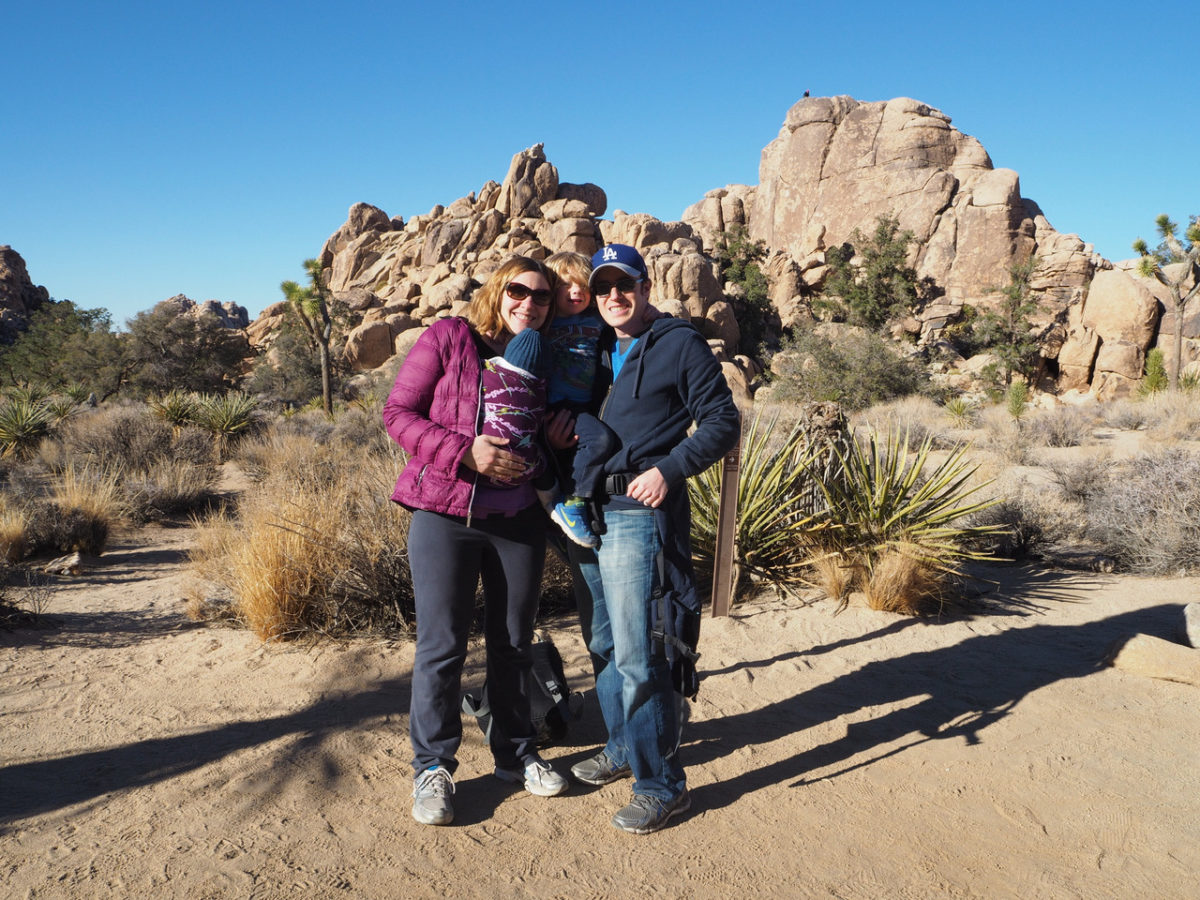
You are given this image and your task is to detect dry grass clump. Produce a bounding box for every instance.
[4,464,124,559]
[1082,447,1200,575]
[1142,391,1200,442]
[189,436,414,639]
[1024,406,1097,448]
[1100,398,1150,431]
[855,395,957,451]
[124,459,220,524]
[978,405,1034,465]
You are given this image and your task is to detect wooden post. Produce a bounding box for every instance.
[710,425,742,618]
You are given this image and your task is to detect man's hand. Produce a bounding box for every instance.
[626,467,668,508]
[462,435,524,481]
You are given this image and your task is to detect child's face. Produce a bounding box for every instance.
[555,279,591,317]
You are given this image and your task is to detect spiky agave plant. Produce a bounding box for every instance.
[805,427,1002,614]
[689,412,830,600]
[148,390,200,429]
[191,392,261,460]
[0,397,54,459]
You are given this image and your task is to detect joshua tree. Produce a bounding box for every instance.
[1133,215,1200,391]
[281,258,334,415]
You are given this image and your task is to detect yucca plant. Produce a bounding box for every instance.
[804,428,1003,614]
[61,382,93,404]
[4,384,52,405]
[689,412,832,600]
[148,390,200,429]
[191,392,261,460]
[44,395,80,427]
[943,396,976,428]
[0,397,54,460]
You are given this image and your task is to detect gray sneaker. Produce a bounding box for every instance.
[611,790,691,834]
[494,759,568,797]
[571,750,631,786]
[412,766,454,825]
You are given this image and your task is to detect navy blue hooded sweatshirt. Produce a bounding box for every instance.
[596,315,740,499]
[595,315,741,696]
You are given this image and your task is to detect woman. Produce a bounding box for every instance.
[383,256,567,827]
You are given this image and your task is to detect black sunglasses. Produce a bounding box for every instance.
[592,277,642,297]
[504,282,552,306]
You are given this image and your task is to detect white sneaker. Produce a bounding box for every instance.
[494,759,568,797]
[412,765,454,825]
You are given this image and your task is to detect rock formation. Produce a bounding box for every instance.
[0,245,51,339]
[154,294,249,330]
[258,95,1186,400]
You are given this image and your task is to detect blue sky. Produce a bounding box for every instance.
[4,0,1196,326]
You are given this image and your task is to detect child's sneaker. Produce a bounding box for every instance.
[551,498,600,548]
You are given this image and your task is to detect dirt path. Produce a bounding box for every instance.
[2,525,1198,899]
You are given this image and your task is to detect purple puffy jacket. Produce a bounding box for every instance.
[382,317,484,518]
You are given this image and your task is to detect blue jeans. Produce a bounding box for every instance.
[586,508,685,800]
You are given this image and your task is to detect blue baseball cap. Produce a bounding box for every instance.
[589,244,648,285]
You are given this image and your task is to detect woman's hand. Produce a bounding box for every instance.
[462,435,525,480]
[545,409,579,451]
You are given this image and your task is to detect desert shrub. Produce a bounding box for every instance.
[0,495,29,563]
[979,405,1033,466]
[1139,348,1168,396]
[769,327,929,411]
[1025,406,1095,448]
[689,411,833,599]
[1143,390,1200,442]
[148,390,200,428]
[716,225,777,355]
[124,459,220,524]
[1047,456,1110,503]
[1101,399,1149,431]
[815,214,921,328]
[330,406,392,455]
[1083,448,1200,574]
[53,405,218,520]
[17,464,122,558]
[1005,381,1029,423]
[803,428,1001,615]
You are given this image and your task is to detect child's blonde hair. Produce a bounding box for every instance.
[545,251,592,290]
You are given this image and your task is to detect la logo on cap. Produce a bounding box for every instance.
[602,246,618,261]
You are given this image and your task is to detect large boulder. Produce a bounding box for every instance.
[747,95,1101,329]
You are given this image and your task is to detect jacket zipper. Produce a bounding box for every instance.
[465,360,483,527]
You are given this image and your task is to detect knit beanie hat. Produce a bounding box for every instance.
[502,327,547,378]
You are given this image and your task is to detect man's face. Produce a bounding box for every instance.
[593,266,650,337]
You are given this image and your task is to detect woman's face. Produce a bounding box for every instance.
[499,270,551,335]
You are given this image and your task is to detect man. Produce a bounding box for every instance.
[570,243,740,834]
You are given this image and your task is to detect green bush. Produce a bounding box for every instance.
[814,214,921,328]
[1139,348,1168,396]
[769,327,929,411]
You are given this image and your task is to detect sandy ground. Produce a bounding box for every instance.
[2,521,1199,900]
